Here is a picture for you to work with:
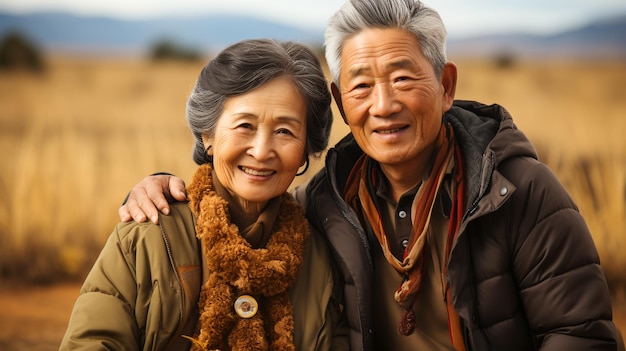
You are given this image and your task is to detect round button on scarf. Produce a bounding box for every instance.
[234,295,258,318]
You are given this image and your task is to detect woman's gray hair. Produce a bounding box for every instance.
[187,39,333,166]
[324,0,447,85]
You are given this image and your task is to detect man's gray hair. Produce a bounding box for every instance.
[324,0,447,85]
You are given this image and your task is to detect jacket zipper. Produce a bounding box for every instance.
[326,149,374,350]
[158,222,185,344]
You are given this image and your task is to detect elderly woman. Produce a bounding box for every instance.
[59,39,347,351]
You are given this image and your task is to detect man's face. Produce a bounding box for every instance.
[335,27,455,180]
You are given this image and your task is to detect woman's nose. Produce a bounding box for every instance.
[247,133,274,161]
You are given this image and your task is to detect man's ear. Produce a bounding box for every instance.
[441,62,457,112]
[331,82,348,124]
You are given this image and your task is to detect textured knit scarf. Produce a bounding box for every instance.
[186,164,309,351]
[344,123,467,350]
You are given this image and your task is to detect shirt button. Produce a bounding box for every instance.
[398,210,407,218]
[401,239,409,248]
[499,187,508,196]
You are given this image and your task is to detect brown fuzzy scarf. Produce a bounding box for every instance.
[186,164,309,351]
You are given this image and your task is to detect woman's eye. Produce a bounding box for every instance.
[277,128,294,136]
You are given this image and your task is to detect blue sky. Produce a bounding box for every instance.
[1,0,626,38]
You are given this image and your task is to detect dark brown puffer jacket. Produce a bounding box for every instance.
[299,100,621,351]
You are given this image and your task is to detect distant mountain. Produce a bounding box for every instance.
[447,15,626,59]
[0,11,324,56]
[0,11,625,59]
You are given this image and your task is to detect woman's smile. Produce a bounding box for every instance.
[239,166,276,177]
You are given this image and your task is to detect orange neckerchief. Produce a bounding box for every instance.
[343,123,467,350]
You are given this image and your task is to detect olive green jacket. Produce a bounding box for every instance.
[59,202,348,351]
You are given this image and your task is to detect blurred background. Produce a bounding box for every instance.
[0,0,625,349]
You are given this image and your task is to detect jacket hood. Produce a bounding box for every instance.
[446,100,537,192]
[448,100,536,163]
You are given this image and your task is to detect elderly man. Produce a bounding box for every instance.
[119,0,622,350]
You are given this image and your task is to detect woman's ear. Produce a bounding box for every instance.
[331,83,348,125]
[201,135,213,155]
[441,62,457,112]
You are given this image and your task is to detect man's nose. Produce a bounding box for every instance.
[369,83,400,118]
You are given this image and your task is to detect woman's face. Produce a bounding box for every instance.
[203,76,307,209]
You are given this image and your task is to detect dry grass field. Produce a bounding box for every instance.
[0,56,624,349]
